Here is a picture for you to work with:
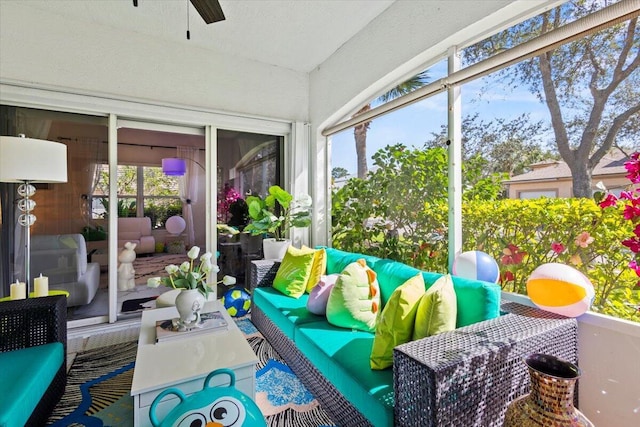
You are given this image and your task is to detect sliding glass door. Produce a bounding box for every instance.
[0,105,109,323]
[215,129,283,287]
[108,121,206,323]
[1,84,294,327]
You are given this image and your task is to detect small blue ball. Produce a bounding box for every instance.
[222,287,252,317]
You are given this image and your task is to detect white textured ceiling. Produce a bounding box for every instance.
[16,0,396,73]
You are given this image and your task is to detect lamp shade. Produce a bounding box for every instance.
[162,158,187,176]
[0,136,68,183]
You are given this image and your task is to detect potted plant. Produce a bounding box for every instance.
[244,185,312,259]
[147,246,235,329]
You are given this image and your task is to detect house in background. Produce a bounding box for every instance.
[503,149,631,198]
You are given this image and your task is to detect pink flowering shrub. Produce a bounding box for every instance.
[217,183,242,223]
[596,152,640,291]
[463,197,638,320]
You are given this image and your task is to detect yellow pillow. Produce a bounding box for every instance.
[305,247,327,293]
[370,274,425,370]
[412,274,457,340]
[272,246,316,298]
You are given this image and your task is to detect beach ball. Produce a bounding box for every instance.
[526,263,594,317]
[452,250,500,283]
[222,287,252,317]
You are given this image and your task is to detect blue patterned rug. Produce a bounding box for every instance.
[47,318,335,427]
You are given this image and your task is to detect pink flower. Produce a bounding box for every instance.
[622,237,640,253]
[570,254,582,266]
[551,242,565,254]
[629,260,640,277]
[500,271,515,284]
[501,244,526,265]
[619,190,635,201]
[624,152,640,184]
[598,193,618,208]
[574,231,594,248]
[622,199,640,221]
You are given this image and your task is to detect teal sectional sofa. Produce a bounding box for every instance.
[0,295,67,427]
[249,248,579,427]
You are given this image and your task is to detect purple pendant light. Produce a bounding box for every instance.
[162,158,187,176]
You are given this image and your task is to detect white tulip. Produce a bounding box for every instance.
[200,252,213,263]
[222,275,236,286]
[165,264,179,274]
[180,261,191,272]
[147,277,161,288]
[187,246,200,260]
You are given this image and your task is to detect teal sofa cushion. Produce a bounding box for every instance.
[295,321,394,427]
[372,258,426,305]
[441,273,501,327]
[324,248,501,327]
[0,342,63,427]
[323,247,381,276]
[253,287,322,339]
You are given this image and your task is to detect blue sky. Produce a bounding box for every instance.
[330,62,552,176]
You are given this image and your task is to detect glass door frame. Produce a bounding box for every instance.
[1,82,294,327]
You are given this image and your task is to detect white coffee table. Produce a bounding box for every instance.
[131,300,258,427]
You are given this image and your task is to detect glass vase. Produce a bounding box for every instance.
[504,353,594,426]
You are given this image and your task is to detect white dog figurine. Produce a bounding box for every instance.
[117,242,137,291]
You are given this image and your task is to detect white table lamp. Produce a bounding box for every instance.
[0,134,68,296]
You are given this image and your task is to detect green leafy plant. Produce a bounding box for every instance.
[332,145,502,271]
[331,144,639,321]
[244,185,312,240]
[81,225,107,241]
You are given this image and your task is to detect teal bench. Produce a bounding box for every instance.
[0,295,67,427]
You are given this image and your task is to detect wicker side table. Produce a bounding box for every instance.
[394,302,578,427]
[248,259,280,292]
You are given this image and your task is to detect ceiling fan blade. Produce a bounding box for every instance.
[190,0,225,24]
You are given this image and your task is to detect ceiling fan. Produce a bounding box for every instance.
[133,0,225,25]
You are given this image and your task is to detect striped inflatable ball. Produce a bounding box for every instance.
[526,263,594,317]
[452,250,500,283]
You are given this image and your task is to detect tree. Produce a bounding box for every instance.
[464,1,640,197]
[332,144,504,270]
[424,113,558,176]
[332,167,349,180]
[352,72,429,178]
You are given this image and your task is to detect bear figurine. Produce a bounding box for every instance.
[117,241,137,291]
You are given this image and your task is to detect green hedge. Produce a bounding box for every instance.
[333,197,639,321]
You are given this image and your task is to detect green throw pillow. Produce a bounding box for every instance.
[413,274,457,340]
[305,247,327,293]
[326,259,381,332]
[272,246,316,298]
[370,273,425,370]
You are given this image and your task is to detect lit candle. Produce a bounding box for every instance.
[34,274,49,297]
[10,281,26,300]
